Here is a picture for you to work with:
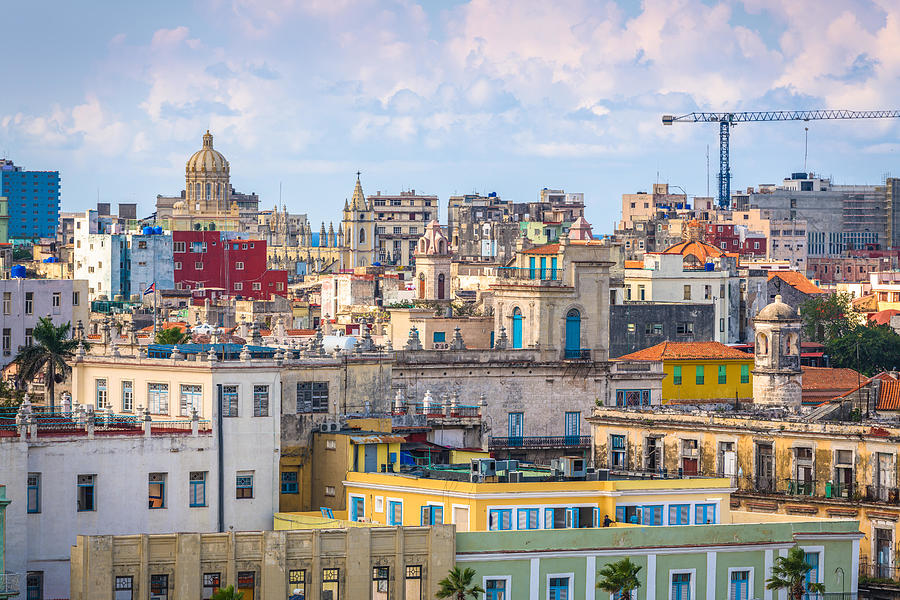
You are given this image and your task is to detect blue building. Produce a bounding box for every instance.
[0,159,60,240]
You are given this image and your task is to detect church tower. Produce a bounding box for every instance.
[341,174,376,268]
[414,220,451,301]
[752,295,802,409]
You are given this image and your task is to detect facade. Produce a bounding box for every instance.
[387,309,493,350]
[702,222,767,257]
[608,302,716,359]
[73,210,174,301]
[617,341,754,404]
[752,295,803,408]
[0,278,88,370]
[369,189,438,267]
[71,526,454,600]
[173,230,288,302]
[459,520,862,600]
[0,159,59,240]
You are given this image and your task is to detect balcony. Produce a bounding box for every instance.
[860,560,900,588]
[865,485,900,504]
[0,573,20,597]
[829,481,854,500]
[489,435,591,450]
[786,478,816,496]
[496,267,564,285]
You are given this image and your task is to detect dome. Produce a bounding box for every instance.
[756,294,799,321]
[186,131,229,174]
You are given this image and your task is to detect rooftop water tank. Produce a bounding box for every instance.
[142,226,153,235]
[153,226,163,235]
[10,265,26,278]
[704,262,715,272]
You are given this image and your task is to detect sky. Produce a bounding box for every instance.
[3,0,900,233]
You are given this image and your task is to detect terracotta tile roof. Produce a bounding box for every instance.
[801,366,863,405]
[617,341,753,361]
[523,244,560,255]
[624,260,644,269]
[658,240,725,262]
[767,271,825,295]
[878,378,900,410]
[868,309,900,326]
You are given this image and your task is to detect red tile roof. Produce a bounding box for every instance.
[658,240,725,262]
[523,244,560,255]
[878,378,900,410]
[617,341,753,361]
[767,271,825,295]
[868,309,900,326]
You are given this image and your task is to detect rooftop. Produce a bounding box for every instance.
[767,271,825,295]
[617,341,753,362]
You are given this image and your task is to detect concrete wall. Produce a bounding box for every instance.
[609,303,715,358]
[71,526,455,600]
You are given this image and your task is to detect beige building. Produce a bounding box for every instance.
[388,308,493,350]
[71,526,455,600]
[620,183,687,229]
[369,190,438,267]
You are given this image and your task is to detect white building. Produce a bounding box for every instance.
[2,353,282,598]
[0,277,88,368]
[73,210,174,301]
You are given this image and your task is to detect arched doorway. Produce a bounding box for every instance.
[417,274,425,299]
[437,273,445,300]
[565,309,581,359]
[512,307,523,349]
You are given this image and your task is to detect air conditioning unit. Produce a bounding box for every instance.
[469,473,483,483]
[596,468,610,481]
[508,471,523,483]
[550,458,563,477]
[319,422,331,433]
[561,456,586,478]
[329,422,340,432]
[495,460,519,472]
[471,458,496,477]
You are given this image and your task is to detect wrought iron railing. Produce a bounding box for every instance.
[489,435,591,449]
[860,559,900,584]
[564,349,591,360]
[865,485,900,504]
[497,267,562,282]
[830,481,854,500]
[786,478,817,496]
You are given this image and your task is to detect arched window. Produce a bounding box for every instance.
[438,273,445,300]
[439,240,444,254]
[512,307,523,349]
[205,183,211,201]
[565,309,581,359]
[757,332,769,356]
[359,228,366,245]
[195,182,201,200]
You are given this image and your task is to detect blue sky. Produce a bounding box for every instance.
[2,0,900,232]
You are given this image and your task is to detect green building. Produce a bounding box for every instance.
[456,520,862,600]
[519,221,569,246]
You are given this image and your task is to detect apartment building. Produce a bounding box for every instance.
[368,190,438,267]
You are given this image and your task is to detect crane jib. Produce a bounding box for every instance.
[671,110,900,123]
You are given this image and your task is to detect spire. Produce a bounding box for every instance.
[351,173,366,211]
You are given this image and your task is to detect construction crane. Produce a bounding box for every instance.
[662,110,900,209]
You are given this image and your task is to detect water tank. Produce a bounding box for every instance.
[142,226,153,235]
[10,265,26,278]
[704,262,715,272]
[153,226,163,235]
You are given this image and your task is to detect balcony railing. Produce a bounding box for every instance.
[830,481,854,500]
[0,573,20,596]
[755,475,777,493]
[865,485,900,504]
[564,349,591,360]
[787,478,817,496]
[860,560,900,585]
[496,267,563,283]
[489,435,591,450]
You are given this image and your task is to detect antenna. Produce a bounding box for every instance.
[803,127,809,173]
[706,145,710,197]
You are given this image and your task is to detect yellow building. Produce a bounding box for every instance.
[290,464,736,532]
[617,341,753,403]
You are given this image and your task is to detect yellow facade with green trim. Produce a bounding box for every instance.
[663,358,753,403]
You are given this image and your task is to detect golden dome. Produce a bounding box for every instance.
[186,131,229,175]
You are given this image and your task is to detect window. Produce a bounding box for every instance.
[549,576,571,600]
[695,365,704,385]
[148,473,166,509]
[191,241,207,253]
[190,472,207,507]
[234,282,243,291]
[27,472,40,513]
[507,412,523,438]
[695,503,716,524]
[115,380,133,413]
[222,384,239,417]
[669,504,689,525]
[610,435,626,468]
[252,282,261,291]
[297,382,329,413]
[23,290,34,314]
[174,262,182,270]
[804,552,820,590]
[77,474,96,511]
[325,485,335,497]
[115,575,133,600]
[420,504,443,525]
[148,383,169,414]
[433,331,446,344]
[489,508,513,530]
[253,385,269,417]
[281,471,298,494]
[235,261,245,270]
[564,411,580,436]
[24,327,33,347]
[195,261,204,270]
[388,500,403,525]
[683,285,691,300]
[95,378,108,409]
[202,573,220,599]
[2,292,9,315]
[405,566,422,600]
[720,318,725,332]
[704,285,711,300]
[485,578,508,600]
[236,473,254,499]
[174,241,186,253]
[322,568,340,600]
[671,572,692,600]
[729,569,751,600]
[517,508,539,530]
[393,226,402,235]
[27,572,44,600]
[718,365,727,384]
[673,365,682,385]
[372,566,389,600]
[641,505,663,525]
[3,328,11,356]
[615,389,650,407]
[287,570,305,600]
[150,574,168,600]
[676,322,693,335]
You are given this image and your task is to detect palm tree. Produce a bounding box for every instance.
[211,585,243,600]
[597,557,642,600]
[766,546,826,600]
[436,566,485,600]
[13,317,82,412]
[155,326,191,345]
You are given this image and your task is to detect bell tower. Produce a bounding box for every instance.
[752,295,802,409]
[342,173,376,268]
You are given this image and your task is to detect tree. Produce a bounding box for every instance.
[13,317,82,412]
[800,292,857,343]
[210,585,243,600]
[824,323,900,376]
[155,326,191,345]
[0,379,26,408]
[436,566,485,600]
[596,557,642,600]
[766,546,825,600]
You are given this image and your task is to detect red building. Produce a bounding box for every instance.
[172,231,288,302]
[703,223,767,257]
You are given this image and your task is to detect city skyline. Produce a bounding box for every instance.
[3,0,900,228]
